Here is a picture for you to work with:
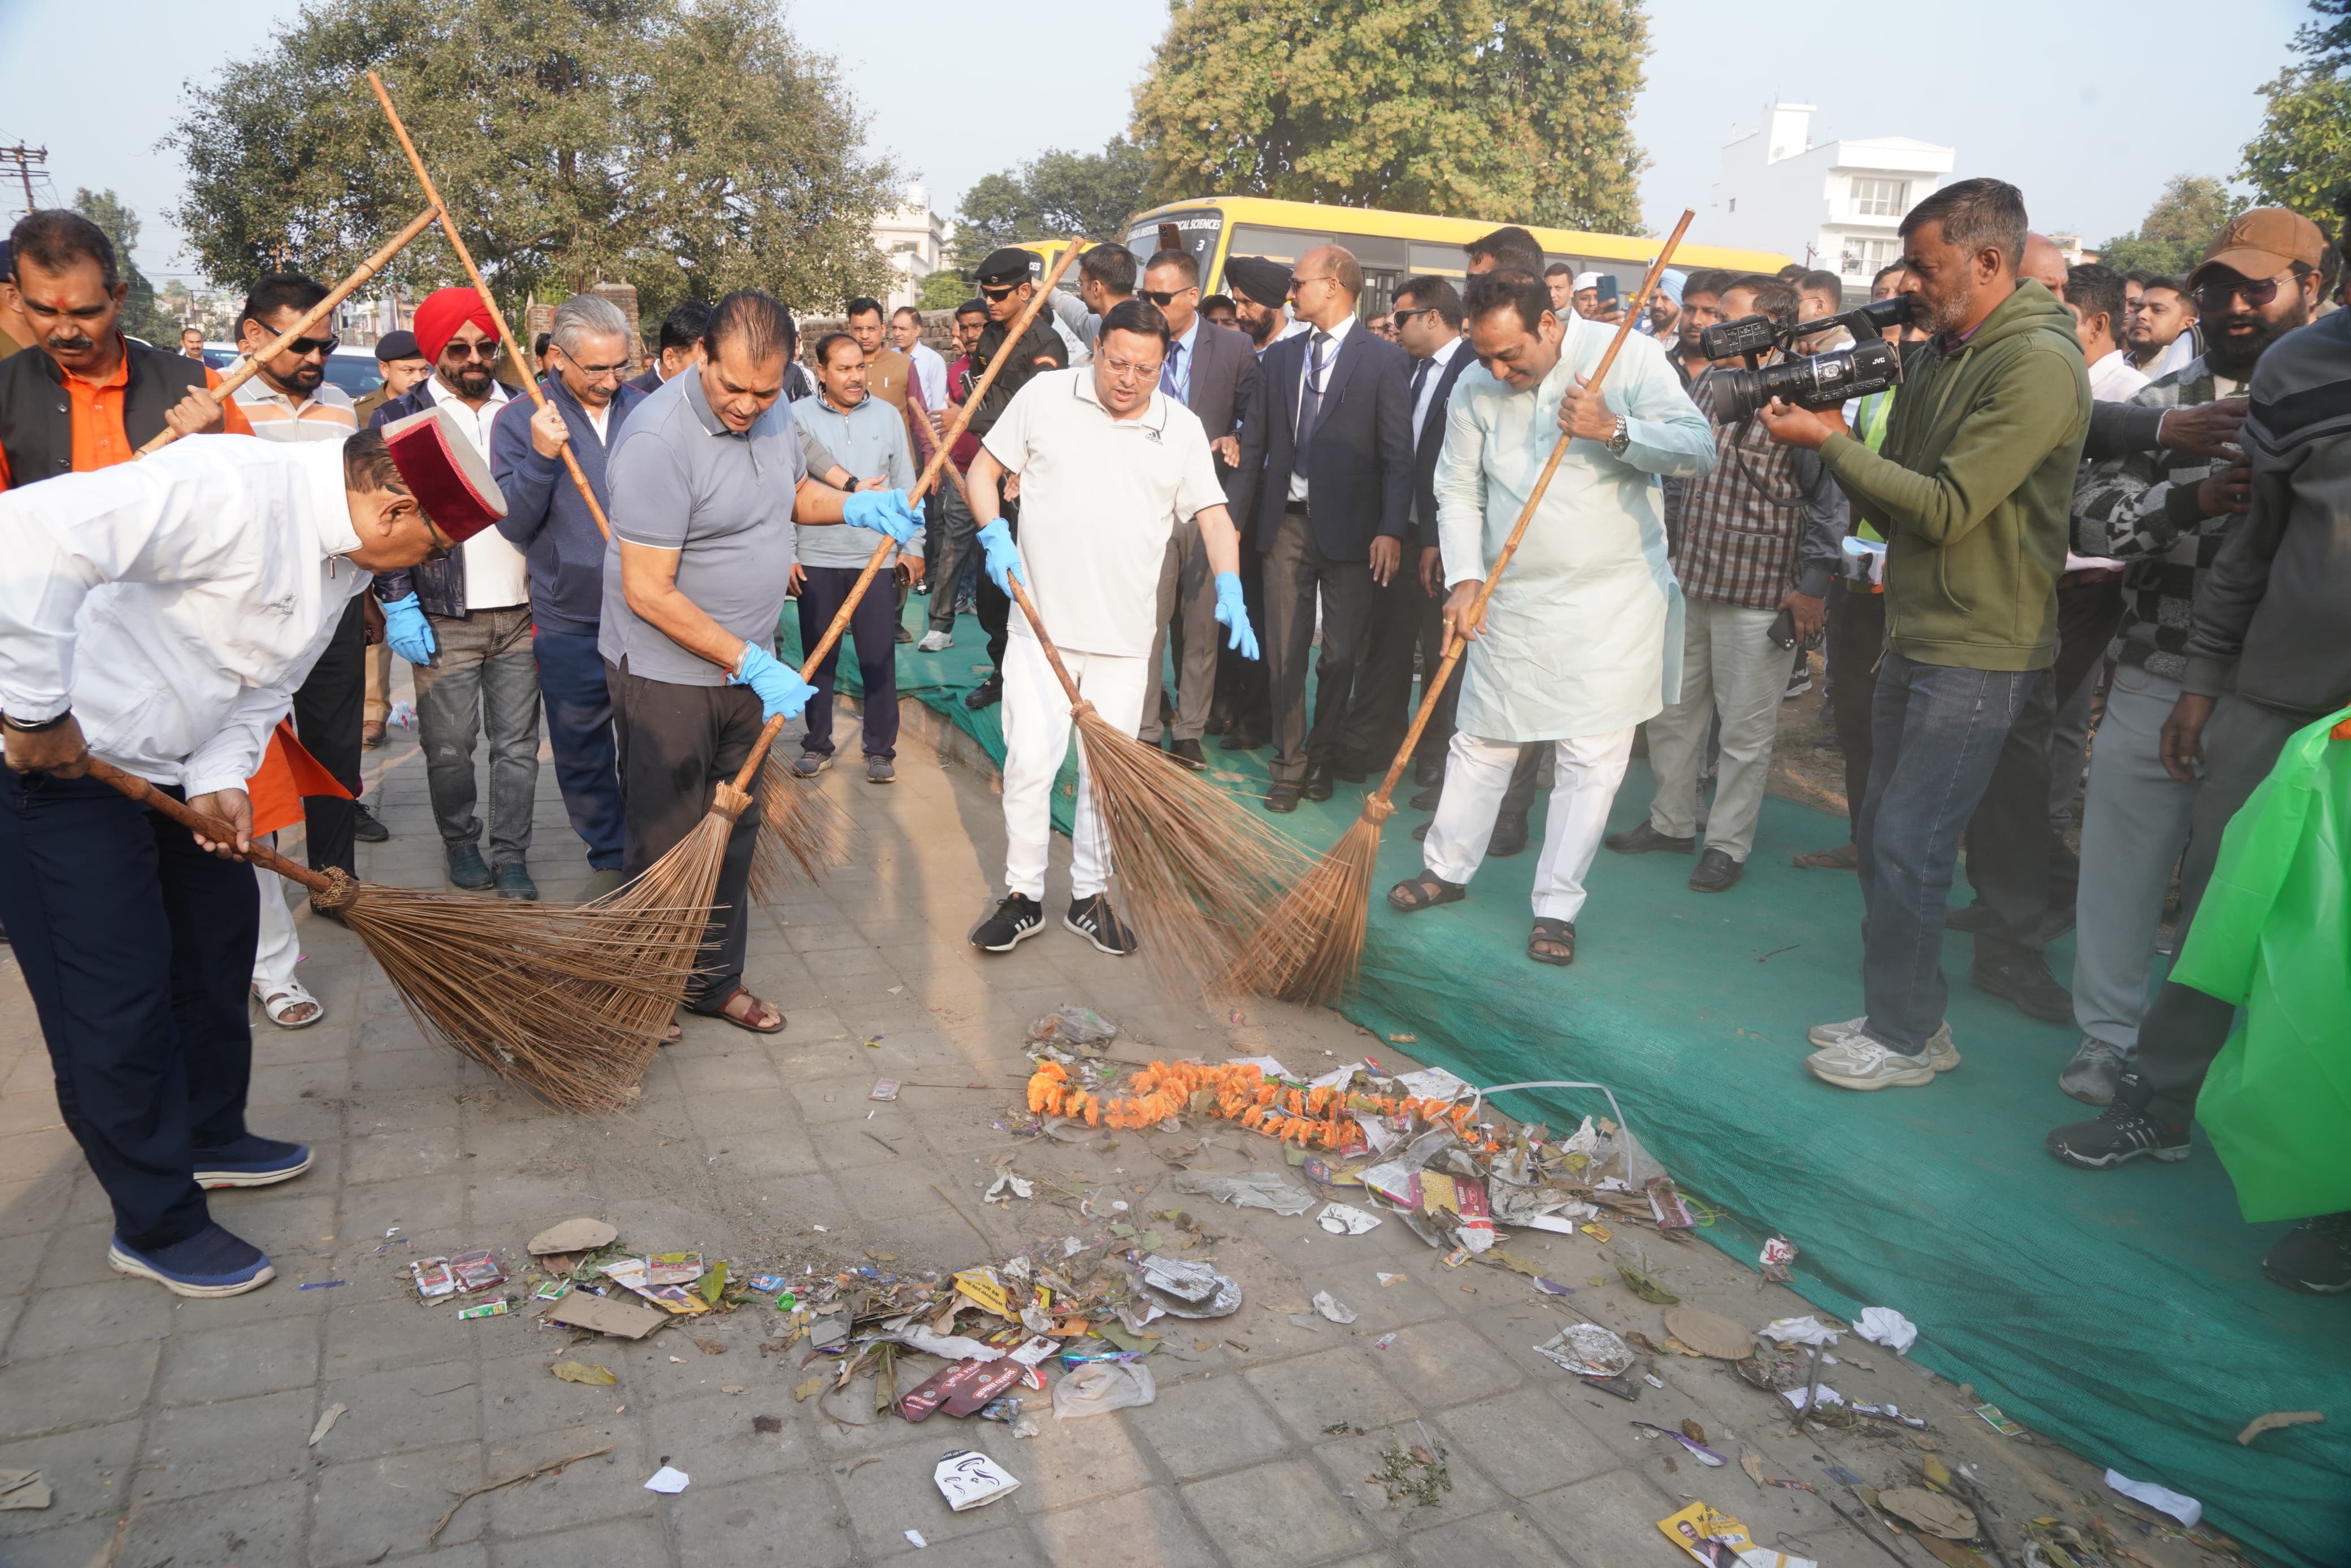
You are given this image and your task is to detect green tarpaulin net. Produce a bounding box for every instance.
[784,609,2349,1566]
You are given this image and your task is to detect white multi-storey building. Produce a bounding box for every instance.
[872,183,952,312]
[1707,103,1955,300]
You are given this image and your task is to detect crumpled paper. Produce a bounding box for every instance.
[1854,1306,1918,1354]
[1317,1202,1382,1235]
[1533,1322,1634,1378]
[2104,1470,2202,1527]
[1757,1315,1840,1347]
[1311,1291,1357,1324]
[1170,1170,1314,1216]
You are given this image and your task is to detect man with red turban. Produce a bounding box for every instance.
[370,287,546,900]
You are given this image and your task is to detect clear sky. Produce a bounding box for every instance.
[0,0,2313,281]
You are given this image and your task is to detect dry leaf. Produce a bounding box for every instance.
[1616,1259,1680,1304]
[793,1378,823,1402]
[692,1338,726,1356]
[308,1402,348,1446]
[1740,1449,1767,1489]
[1680,1418,1708,1445]
[550,1361,618,1387]
[1879,1486,1979,1540]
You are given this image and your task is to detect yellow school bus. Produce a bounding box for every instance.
[1022,197,1791,319]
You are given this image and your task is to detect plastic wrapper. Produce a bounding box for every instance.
[1533,1323,1635,1378]
[1053,1361,1156,1419]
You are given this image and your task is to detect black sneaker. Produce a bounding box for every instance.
[1971,953,2072,1023]
[1065,893,1138,956]
[2045,1100,2190,1170]
[2262,1212,2351,1296]
[970,892,1042,952]
[352,802,389,843]
[964,675,1003,711]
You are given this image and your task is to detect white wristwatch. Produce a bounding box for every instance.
[1606,415,1632,457]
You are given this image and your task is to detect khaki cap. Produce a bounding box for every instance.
[2189,207,2329,288]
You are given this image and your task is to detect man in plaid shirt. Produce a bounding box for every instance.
[1605,275,1845,893]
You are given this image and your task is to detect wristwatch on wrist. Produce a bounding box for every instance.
[1605,415,1632,458]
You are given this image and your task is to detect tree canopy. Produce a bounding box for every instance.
[71,189,174,345]
[952,138,1156,259]
[1129,0,1650,235]
[2236,0,2351,225]
[2098,175,2246,277]
[168,0,897,329]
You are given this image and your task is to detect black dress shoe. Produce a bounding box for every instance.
[1264,783,1301,813]
[1168,739,1206,770]
[1603,820,1695,855]
[1411,819,1430,841]
[1330,761,1369,783]
[1302,764,1335,802]
[1413,759,1445,789]
[1688,846,1743,892]
[1220,728,1268,752]
[352,802,389,844]
[1408,784,1442,811]
[1946,900,1994,933]
[1204,707,1234,736]
[1971,952,2073,1023]
[1487,813,1530,857]
[964,675,1002,711]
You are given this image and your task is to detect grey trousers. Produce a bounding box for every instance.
[2070,666,2198,1052]
[1140,524,1219,744]
[1643,600,1796,863]
[410,605,540,865]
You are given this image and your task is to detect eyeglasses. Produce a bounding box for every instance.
[1140,286,1196,307]
[559,351,630,378]
[979,284,1022,303]
[1098,350,1163,380]
[443,339,502,362]
[2192,272,2291,313]
[1287,275,1338,296]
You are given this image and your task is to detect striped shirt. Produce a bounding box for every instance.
[233,377,357,442]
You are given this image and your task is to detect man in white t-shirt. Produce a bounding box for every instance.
[962,299,1262,958]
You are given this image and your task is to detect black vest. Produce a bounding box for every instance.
[0,339,214,487]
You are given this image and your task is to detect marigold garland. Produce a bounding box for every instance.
[1025,1059,1499,1152]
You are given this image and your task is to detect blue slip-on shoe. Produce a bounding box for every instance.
[194,1135,313,1189]
[109,1223,276,1297]
[446,842,494,890]
[493,862,539,901]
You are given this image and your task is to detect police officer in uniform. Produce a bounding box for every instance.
[960,248,1070,711]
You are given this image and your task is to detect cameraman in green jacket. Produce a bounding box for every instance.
[1759,177,2091,1093]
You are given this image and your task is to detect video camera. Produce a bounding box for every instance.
[1697,294,1920,423]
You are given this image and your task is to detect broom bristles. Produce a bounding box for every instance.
[1220,813,1386,1006]
[749,750,856,904]
[1069,705,1316,1000]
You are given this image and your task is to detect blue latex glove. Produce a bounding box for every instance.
[977,519,1026,596]
[381,593,436,665]
[1213,571,1260,661]
[843,487,921,546]
[729,641,819,723]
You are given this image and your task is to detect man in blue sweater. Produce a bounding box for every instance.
[489,294,645,898]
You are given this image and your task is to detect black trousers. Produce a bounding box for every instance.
[0,766,257,1250]
[798,563,901,760]
[1264,509,1379,783]
[606,658,765,1011]
[1968,579,2129,961]
[292,596,367,876]
[1826,588,1885,837]
[1215,549,1272,737]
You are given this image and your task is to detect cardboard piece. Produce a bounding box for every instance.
[1663,1306,1755,1360]
[543,1293,666,1340]
[527,1218,618,1256]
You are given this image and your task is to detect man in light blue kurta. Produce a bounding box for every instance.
[1387,273,1715,965]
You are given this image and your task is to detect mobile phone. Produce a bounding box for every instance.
[1767,607,1797,650]
[1595,275,1621,308]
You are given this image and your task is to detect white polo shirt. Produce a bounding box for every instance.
[981,367,1227,659]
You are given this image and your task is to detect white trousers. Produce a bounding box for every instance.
[251,833,302,993]
[1000,634,1151,903]
[1424,728,1636,921]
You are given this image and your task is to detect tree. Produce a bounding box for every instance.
[2098,175,2246,277]
[952,138,1156,259]
[71,188,175,344]
[1129,0,1649,234]
[916,269,970,311]
[168,0,897,334]
[2240,69,2351,219]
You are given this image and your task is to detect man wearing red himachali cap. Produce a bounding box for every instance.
[0,407,499,1297]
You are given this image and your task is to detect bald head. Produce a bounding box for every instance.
[1290,244,1364,331]
[2020,233,2067,293]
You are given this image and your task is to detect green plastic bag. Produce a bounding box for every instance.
[2172,707,2351,1223]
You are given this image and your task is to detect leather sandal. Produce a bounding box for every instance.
[1527,918,1576,966]
[695,987,785,1035]
[1386,874,1466,913]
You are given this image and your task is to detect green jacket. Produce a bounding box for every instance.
[1818,280,2089,671]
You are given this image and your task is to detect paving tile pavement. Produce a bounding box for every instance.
[0,697,2167,1566]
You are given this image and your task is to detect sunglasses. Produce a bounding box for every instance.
[280,334,339,357]
[979,284,1022,302]
[443,339,502,362]
[2192,272,2290,313]
[1140,286,1196,307]
[1391,306,1439,324]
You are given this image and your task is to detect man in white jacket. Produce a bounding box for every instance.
[0,410,496,1296]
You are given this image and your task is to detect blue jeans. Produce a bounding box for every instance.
[1854,650,2036,1053]
[532,626,626,871]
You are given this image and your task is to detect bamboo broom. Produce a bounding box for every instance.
[366,73,616,541]
[1226,211,1698,1006]
[83,758,706,1113]
[135,204,445,457]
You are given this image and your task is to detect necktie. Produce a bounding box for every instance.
[1292,330,1332,477]
[1408,355,1434,445]
[1161,341,1184,400]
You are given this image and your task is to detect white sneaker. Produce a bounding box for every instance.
[1805,1035,1937,1091]
[1806,1017,1959,1072]
[917,629,953,653]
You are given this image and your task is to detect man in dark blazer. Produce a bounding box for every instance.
[1139,247,1260,767]
[1235,245,1413,811]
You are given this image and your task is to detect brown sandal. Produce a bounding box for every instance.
[695,987,786,1035]
[1528,918,1576,966]
[1386,874,1467,913]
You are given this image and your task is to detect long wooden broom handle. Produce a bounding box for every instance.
[723,240,1091,794]
[1367,209,1697,809]
[136,204,444,457]
[367,72,615,542]
[83,756,333,894]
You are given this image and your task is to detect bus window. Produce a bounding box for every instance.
[1126,210,1225,273]
[1408,243,1467,277]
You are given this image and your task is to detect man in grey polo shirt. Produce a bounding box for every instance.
[603,291,921,1035]
[790,331,922,783]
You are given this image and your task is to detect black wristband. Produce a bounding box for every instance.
[2,709,72,734]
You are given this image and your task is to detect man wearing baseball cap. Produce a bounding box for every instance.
[0,406,497,1296]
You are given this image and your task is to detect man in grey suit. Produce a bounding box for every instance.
[1140,247,1261,767]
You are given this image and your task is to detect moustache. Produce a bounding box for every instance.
[45,333,96,352]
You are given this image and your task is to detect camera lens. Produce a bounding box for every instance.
[1712,339,1902,423]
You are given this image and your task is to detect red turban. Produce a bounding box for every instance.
[410,286,498,364]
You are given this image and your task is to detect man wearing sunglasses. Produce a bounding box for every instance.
[489,293,645,901]
[370,288,543,901]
